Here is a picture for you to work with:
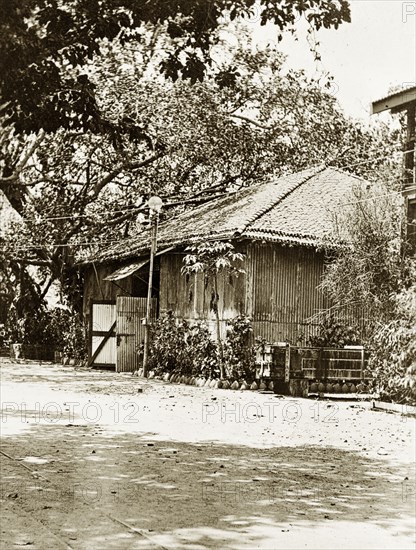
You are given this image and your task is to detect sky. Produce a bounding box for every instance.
[252,0,416,121]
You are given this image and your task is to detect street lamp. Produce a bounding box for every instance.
[142,196,163,377]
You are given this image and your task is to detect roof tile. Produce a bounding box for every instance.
[85,166,365,264]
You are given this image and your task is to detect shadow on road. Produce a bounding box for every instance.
[1,421,414,549]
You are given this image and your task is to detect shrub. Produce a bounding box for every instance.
[307,312,361,348]
[146,312,255,379]
[367,284,416,404]
[2,304,86,363]
[60,312,87,363]
[146,311,218,377]
[223,315,256,380]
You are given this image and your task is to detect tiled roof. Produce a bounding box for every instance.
[85,166,365,264]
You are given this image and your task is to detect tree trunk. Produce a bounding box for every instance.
[213,275,225,379]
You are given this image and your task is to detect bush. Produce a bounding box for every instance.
[146,312,256,379]
[60,312,87,363]
[368,285,416,404]
[2,304,87,363]
[307,313,361,348]
[223,315,256,380]
[146,311,218,377]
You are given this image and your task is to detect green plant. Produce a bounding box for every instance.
[223,315,256,380]
[308,313,361,348]
[185,322,219,378]
[145,312,189,374]
[320,179,411,336]
[146,311,218,377]
[61,313,87,363]
[146,312,257,380]
[367,284,416,404]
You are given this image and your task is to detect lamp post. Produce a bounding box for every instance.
[142,196,163,377]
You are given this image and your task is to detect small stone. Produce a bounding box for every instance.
[259,381,267,390]
[222,380,230,389]
[377,447,389,455]
[250,381,258,390]
[231,381,240,390]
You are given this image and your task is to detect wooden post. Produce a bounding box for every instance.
[404,106,416,255]
[142,212,158,377]
[405,105,415,187]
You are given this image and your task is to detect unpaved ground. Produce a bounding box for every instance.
[0,360,415,550]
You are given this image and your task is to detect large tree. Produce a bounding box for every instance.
[0,0,351,133]
[1,34,402,311]
[0,1,403,348]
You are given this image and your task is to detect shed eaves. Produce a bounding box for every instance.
[85,166,362,264]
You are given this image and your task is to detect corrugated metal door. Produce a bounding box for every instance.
[116,297,156,373]
[90,301,117,368]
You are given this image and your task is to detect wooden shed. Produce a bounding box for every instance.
[81,166,365,371]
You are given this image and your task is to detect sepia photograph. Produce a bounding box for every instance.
[0,1,415,548]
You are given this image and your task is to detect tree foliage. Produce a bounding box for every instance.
[0,7,402,348]
[1,40,401,288]
[320,179,411,332]
[0,0,351,132]
[319,177,416,403]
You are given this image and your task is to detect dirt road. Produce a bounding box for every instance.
[1,360,415,549]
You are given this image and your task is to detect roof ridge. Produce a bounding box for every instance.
[237,165,327,235]
[326,165,369,183]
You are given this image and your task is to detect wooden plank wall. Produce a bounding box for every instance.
[159,245,360,345]
[83,265,133,319]
[160,252,245,338]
